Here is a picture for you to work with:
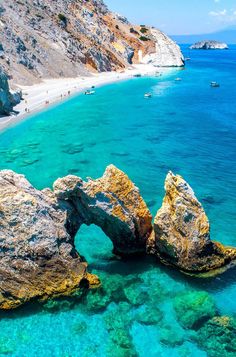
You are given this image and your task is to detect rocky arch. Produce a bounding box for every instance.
[0,166,152,309]
[1,165,236,310]
[54,165,153,256]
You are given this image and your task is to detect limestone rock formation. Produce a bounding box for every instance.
[0,68,21,115]
[148,172,236,275]
[1,165,236,310]
[54,165,152,255]
[190,40,228,50]
[141,29,184,67]
[0,170,99,310]
[0,0,184,85]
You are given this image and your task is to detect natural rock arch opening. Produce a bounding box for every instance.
[74,224,113,264]
[54,165,153,256]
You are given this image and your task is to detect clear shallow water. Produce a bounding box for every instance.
[0,45,236,356]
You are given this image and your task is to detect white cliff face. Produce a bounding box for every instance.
[141,29,184,67]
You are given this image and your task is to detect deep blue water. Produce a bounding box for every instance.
[0,45,235,356]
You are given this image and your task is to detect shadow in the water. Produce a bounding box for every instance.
[150,257,236,293]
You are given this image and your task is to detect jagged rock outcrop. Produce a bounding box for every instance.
[190,40,228,50]
[0,0,184,85]
[0,170,99,310]
[0,165,152,309]
[141,29,184,67]
[148,172,236,275]
[0,68,21,115]
[54,165,153,255]
[1,166,236,309]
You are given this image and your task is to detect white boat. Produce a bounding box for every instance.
[175,77,182,82]
[144,93,152,98]
[210,81,220,88]
[85,90,95,95]
[185,57,191,61]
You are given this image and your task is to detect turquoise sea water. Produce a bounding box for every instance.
[0,45,236,356]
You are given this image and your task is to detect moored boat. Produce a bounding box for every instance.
[210,81,220,88]
[85,90,95,95]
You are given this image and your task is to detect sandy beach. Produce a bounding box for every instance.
[0,64,171,132]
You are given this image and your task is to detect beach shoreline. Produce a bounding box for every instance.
[0,64,175,132]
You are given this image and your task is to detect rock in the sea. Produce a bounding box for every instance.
[54,165,152,255]
[190,40,228,50]
[160,325,185,347]
[135,304,163,325]
[148,172,236,275]
[173,290,216,329]
[0,68,21,115]
[196,316,236,357]
[0,170,99,310]
[1,165,236,310]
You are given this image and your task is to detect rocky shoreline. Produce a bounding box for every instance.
[1,165,236,310]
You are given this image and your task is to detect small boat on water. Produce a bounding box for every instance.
[210,81,220,88]
[175,77,182,82]
[185,57,191,61]
[85,90,95,95]
[144,93,152,98]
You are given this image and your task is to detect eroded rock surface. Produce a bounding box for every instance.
[148,172,236,274]
[0,170,99,310]
[190,40,228,50]
[54,165,153,255]
[0,68,21,115]
[142,29,184,67]
[1,166,236,310]
[0,0,184,85]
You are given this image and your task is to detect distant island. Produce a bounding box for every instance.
[190,40,228,50]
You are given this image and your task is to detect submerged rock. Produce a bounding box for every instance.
[135,304,163,325]
[160,325,185,347]
[104,303,137,357]
[148,172,236,275]
[173,290,216,329]
[0,170,99,310]
[123,282,149,306]
[0,338,15,355]
[54,165,152,255]
[196,316,236,357]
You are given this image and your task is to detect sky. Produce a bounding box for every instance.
[105,0,236,35]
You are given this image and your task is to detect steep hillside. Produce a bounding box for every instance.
[0,0,184,86]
